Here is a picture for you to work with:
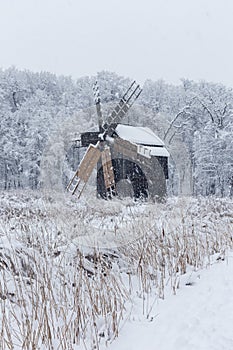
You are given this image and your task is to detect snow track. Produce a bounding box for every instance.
[110,254,233,350]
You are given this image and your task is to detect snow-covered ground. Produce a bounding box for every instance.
[110,253,233,350]
[0,191,232,349]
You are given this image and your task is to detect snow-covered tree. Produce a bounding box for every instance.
[0,67,232,197]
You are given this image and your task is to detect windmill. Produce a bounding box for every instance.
[67,81,169,200]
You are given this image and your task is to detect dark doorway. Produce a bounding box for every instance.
[97,158,148,200]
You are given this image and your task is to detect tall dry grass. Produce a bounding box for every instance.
[0,192,232,349]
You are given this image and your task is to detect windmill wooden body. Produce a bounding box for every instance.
[67,81,169,201]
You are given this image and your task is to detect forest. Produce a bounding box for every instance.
[0,67,232,197]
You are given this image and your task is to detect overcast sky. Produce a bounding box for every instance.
[0,0,233,87]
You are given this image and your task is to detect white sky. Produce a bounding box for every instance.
[0,0,233,87]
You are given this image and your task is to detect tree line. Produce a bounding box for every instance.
[0,67,232,197]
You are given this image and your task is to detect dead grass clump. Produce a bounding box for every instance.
[0,192,232,348]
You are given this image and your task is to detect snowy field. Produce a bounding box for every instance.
[0,191,232,349]
[111,253,233,350]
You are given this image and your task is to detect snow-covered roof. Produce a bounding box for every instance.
[147,146,170,157]
[116,124,169,157]
[116,124,164,146]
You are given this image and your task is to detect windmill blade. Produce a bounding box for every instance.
[113,137,138,161]
[104,81,142,137]
[67,144,101,197]
[93,81,104,131]
[113,137,151,160]
[101,146,116,198]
